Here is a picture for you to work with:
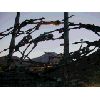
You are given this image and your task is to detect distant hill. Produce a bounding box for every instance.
[32,52,58,63]
[0,52,58,66]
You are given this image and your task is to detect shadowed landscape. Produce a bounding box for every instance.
[0,12,100,87]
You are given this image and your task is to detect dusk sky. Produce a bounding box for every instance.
[0,12,100,58]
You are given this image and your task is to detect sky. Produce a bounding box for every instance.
[0,12,100,58]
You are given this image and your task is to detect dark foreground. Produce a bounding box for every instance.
[0,50,100,87]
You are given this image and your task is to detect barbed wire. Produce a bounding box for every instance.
[0,14,100,66]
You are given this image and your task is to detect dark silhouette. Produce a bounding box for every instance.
[0,12,100,86]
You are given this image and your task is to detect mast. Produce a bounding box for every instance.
[63,12,69,86]
[8,12,20,68]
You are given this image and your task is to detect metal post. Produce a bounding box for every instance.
[63,12,69,86]
[8,12,20,69]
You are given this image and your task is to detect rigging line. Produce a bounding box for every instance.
[0,27,13,35]
[20,43,32,60]
[18,49,33,64]
[23,44,37,60]
[0,30,13,40]
[0,48,9,54]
